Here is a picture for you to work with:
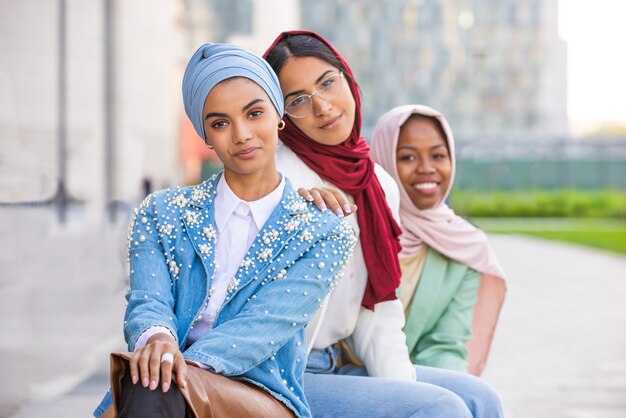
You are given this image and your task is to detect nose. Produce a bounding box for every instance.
[311,93,332,116]
[232,121,252,144]
[417,158,435,174]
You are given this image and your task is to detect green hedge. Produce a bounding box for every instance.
[449,189,626,218]
[472,218,626,255]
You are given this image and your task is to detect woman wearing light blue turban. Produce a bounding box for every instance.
[93,43,355,418]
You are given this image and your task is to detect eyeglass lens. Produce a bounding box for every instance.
[285,73,343,117]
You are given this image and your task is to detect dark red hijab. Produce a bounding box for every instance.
[263,30,402,310]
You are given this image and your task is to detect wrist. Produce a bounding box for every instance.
[147,332,177,345]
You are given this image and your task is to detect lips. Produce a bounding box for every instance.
[414,182,437,190]
[318,114,341,130]
[412,181,439,196]
[233,146,261,159]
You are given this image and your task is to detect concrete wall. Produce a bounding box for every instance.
[0,0,188,223]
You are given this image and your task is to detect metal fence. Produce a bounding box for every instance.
[454,138,626,190]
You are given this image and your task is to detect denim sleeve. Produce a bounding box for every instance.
[124,194,179,351]
[183,220,356,376]
[414,267,480,372]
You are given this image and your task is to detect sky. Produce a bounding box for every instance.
[558,0,626,132]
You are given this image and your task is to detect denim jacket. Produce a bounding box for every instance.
[94,174,356,418]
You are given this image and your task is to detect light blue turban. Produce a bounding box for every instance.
[182,43,284,140]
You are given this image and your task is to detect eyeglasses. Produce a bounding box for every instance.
[284,72,344,118]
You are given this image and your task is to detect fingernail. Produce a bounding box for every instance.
[334,208,344,217]
[343,204,352,213]
[180,379,186,388]
[149,380,158,390]
[132,375,138,385]
[319,202,327,211]
[305,194,314,202]
[162,382,170,392]
[142,377,149,387]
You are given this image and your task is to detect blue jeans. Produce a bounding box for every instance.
[304,346,503,418]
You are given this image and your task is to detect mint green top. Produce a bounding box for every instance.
[402,248,480,372]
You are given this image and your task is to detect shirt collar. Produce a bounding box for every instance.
[214,173,285,232]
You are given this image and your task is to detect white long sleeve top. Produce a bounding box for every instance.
[275,142,416,381]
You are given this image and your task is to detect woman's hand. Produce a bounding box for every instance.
[298,187,357,217]
[129,333,187,392]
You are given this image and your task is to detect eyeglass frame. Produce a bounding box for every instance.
[283,71,345,118]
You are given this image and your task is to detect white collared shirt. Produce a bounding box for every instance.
[187,173,285,342]
[135,173,285,349]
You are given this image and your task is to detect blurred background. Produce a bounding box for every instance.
[1,0,625,417]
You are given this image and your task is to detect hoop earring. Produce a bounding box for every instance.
[205,143,214,150]
[278,120,286,131]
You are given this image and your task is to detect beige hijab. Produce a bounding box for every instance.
[370,104,506,376]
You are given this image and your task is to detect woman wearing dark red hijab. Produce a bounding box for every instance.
[264,31,503,418]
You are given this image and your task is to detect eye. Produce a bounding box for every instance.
[249,109,264,119]
[319,76,336,90]
[210,119,228,129]
[289,95,310,109]
[433,153,447,160]
[398,154,415,162]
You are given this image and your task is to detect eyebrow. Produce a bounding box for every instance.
[204,98,266,120]
[398,144,447,151]
[284,70,335,101]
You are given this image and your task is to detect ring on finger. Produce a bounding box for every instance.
[161,352,174,364]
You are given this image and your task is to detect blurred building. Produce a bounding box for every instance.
[299,0,568,140]
[188,0,300,55]
[0,0,569,224]
[0,0,188,223]
[0,0,298,224]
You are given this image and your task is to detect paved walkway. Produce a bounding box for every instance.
[0,207,128,418]
[2,208,625,417]
[483,235,626,418]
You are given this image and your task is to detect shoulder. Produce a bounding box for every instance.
[275,142,303,172]
[282,179,346,229]
[281,180,356,246]
[276,142,324,188]
[373,163,400,221]
[134,174,220,217]
[426,248,478,278]
[373,163,400,196]
[276,141,298,163]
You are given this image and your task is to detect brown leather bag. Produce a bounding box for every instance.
[101,352,295,418]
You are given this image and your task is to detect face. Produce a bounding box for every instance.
[396,116,452,210]
[278,56,356,146]
[202,78,280,178]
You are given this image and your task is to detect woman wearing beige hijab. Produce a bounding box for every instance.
[371,104,506,376]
